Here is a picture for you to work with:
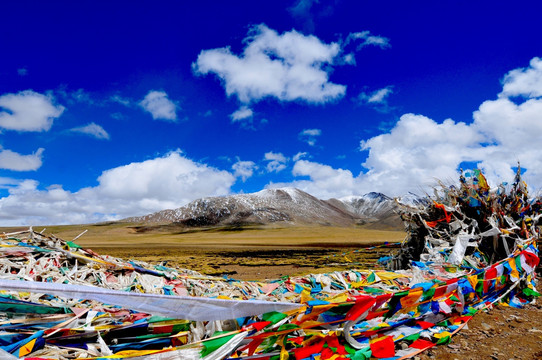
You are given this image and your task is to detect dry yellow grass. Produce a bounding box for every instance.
[32,223,403,246]
[1,223,405,280]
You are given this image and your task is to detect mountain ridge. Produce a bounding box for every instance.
[123,187,425,230]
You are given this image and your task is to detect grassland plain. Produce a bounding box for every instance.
[1,223,405,279]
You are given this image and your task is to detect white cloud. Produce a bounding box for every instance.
[273,114,486,199]
[110,94,132,107]
[359,114,485,195]
[193,24,346,106]
[95,151,233,204]
[69,122,110,140]
[341,31,390,65]
[0,177,23,189]
[472,96,542,187]
[230,106,254,122]
[500,57,542,98]
[139,91,178,121]
[0,151,236,225]
[266,159,360,199]
[264,151,288,173]
[17,68,28,76]
[367,87,392,103]
[0,148,44,171]
[355,86,394,112]
[345,31,391,50]
[299,128,321,146]
[0,90,64,132]
[293,152,308,161]
[357,89,542,195]
[290,160,358,199]
[232,159,257,181]
[271,58,542,197]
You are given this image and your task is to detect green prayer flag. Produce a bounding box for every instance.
[436,335,451,345]
[404,333,420,342]
[200,333,237,357]
[515,256,523,272]
[262,311,288,324]
[352,347,372,360]
[422,287,435,301]
[362,287,383,294]
[343,342,357,355]
[523,287,541,297]
[277,323,299,331]
[66,241,82,248]
[148,315,176,323]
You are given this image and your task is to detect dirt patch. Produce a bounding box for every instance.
[418,302,542,360]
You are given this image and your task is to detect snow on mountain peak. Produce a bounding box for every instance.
[123,187,418,229]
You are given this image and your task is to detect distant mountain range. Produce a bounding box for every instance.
[124,187,428,230]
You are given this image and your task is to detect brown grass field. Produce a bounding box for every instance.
[1,223,405,280]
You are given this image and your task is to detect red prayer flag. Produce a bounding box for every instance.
[326,335,349,355]
[414,320,434,330]
[345,296,376,321]
[294,339,325,360]
[369,336,395,358]
[247,321,272,331]
[410,338,435,350]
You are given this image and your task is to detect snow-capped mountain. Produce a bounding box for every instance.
[124,188,423,229]
[327,192,404,229]
[335,192,395,218]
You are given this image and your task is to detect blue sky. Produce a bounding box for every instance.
[1,1,542,225]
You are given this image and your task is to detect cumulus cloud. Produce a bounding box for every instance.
[271,114,488,198]
[269,57,542,197]
[0,90,64,132]
[472,98,542,187]
[139,90,178,121]
[290,160,359,199]
[299,128,322,146]
[193,24,346,112]
[264,151,288,173]
[359,114,486,194]
[17,68,28,76]
[500,57,542,98]
[0,151,236,225]
[0,177,23,189]
[69,122,110,140]
[0,148,44,171]
[266,159,361,199]
[96,151,233,201]
[230,106,254,122]
[232,159,257,181]
[357,86,542,195]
